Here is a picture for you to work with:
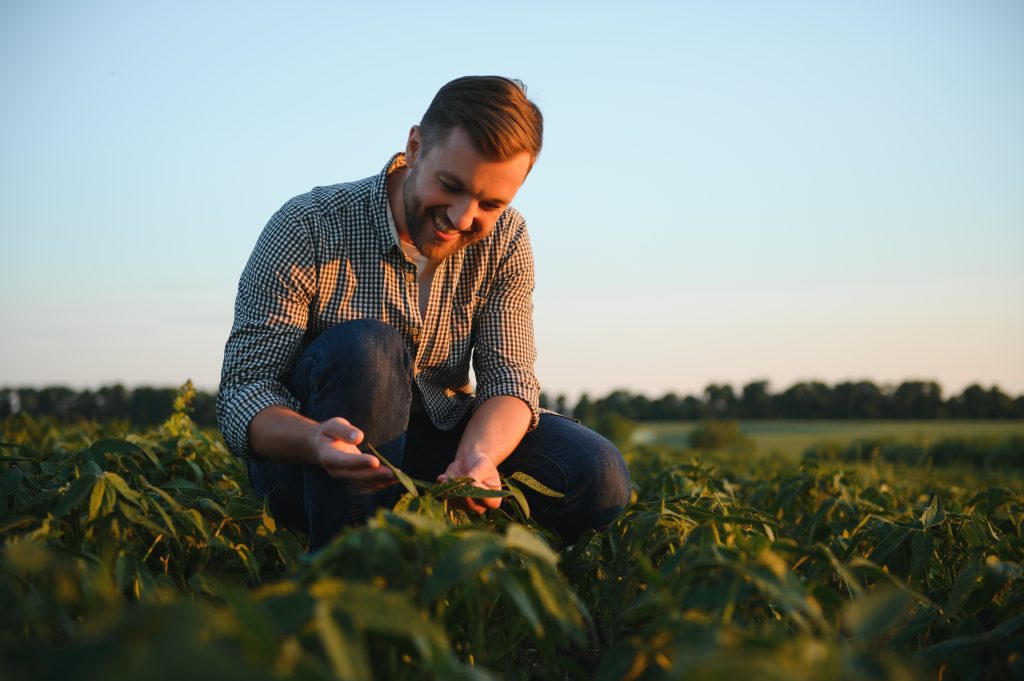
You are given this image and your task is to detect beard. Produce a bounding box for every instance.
[402,169,486,261]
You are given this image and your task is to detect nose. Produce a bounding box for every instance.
[447,198,477,232]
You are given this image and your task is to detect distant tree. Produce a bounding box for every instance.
[648,392,680,420]
[775,381,832,419]
[573,393,593,424]
[888,380,944,419]
[592,413,635,450]
[555,394,568,415]
[832,381,884,419]
[949,384,1015,419]
[595,390,640,421]
[629,393,651,420]
[740,380,772,419]
[680,395,702,420]
[539,392,551,410]
[702,384,738,420]
[129,387,177,424]
[96,384,130,422]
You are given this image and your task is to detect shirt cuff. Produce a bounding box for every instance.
[217,380,301,461]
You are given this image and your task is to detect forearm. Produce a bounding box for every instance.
[248,405,320,465]
[456,395,532,467]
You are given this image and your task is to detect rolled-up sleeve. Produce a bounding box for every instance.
[216,204,317,460]
[472,215,541,430]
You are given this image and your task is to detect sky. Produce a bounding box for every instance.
[1,0,1022,401]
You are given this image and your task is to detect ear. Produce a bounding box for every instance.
[405,126,422,168]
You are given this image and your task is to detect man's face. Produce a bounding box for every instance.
[401,126,532,260]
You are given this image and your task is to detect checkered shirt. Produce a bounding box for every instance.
[217,153,541,461]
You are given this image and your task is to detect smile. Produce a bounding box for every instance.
[432,211,462,238]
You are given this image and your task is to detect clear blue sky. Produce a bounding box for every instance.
[2,0,1022,400]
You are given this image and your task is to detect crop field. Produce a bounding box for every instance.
[634,420,1024,460]
[2,386,1022,680]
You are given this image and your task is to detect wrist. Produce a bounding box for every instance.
[455,444,496,467]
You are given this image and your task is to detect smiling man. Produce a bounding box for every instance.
[217,76,630,551]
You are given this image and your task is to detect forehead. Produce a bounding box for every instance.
[421,127,531,201]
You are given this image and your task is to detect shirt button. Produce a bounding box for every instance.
[410,327,420,340]
[405,271,415,283]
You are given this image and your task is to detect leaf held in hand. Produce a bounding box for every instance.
[364,443,418,497]
[509,471,564,498]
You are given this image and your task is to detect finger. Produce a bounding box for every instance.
[349,474,398,490]
[325,465,395,484]
[320,418,364,445]
[321,450,384,472]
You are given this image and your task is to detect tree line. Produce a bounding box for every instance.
[2,379,1022,428]
[542,380,1024,422]
[1,385,219,427]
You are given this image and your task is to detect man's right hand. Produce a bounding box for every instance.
[249,406,395,490]
[311,418,395,490]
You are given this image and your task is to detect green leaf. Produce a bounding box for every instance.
[442,484,510,499]
[87,475,117,521]
[868,524,909,565]
[844,588,915,640]
[261,498,277,532]
[119,502,171,539]
[423,534,505,601]
[504,524,559,566]
[527,561,583,630]
[918,495,945,528]
[504,479,531,518]
[104,471,144,506]
[236,544,260,581]
[508,471,564,497]
[197,497,228,517]
[314,600,372,681]
[498,572,544,637]
[945,551,983,618]
[910,530,933,575]
[365,443,417,497]
[52,474,97,518]
[393,491,415,514]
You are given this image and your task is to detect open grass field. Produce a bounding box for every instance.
[634,420,1024,460]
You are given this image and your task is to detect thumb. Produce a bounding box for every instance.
[321,418,363,445]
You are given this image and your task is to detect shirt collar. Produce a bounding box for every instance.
[372,152,407,255]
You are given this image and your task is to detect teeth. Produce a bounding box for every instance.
[433,214,457,234]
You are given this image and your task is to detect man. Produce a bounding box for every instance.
[217,76,630,550]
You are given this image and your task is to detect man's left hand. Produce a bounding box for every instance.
[439,451,503,514]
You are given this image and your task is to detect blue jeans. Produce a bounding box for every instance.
[246,320,631,550]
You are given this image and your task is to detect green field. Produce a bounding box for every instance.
[634,420,1024,458]
[3,392,1023,680]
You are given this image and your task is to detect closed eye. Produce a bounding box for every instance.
[439,177,461,193]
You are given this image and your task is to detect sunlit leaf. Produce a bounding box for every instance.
[504,479,531,518]
[52,473,96,518]
[504,524,559,566]
[509,471,564,498]
[918,495,945,528]
[364,443,417,497]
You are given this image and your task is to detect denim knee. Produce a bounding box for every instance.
[503,414,631,541]
[288,321,412,408]
[296,319,407,381]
